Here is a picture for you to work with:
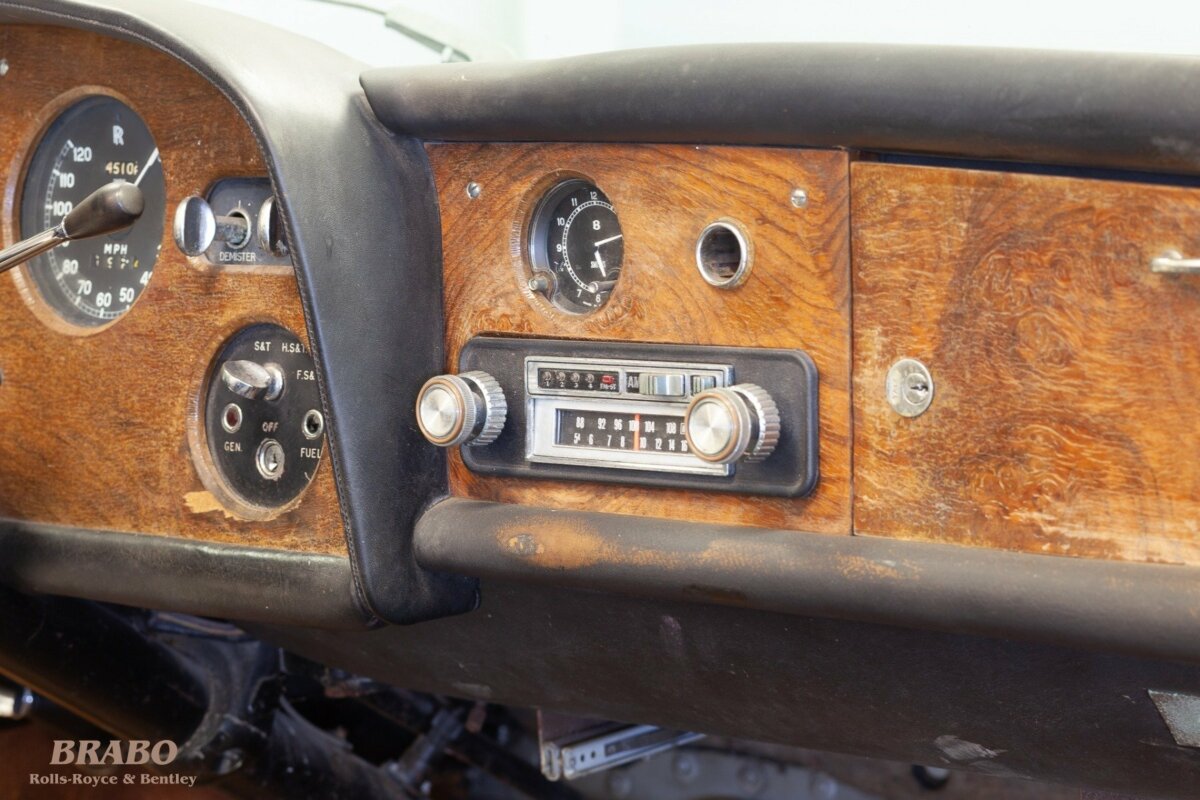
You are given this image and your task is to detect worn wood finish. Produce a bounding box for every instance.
[852,162,1200,564]
[430,143,852,533]
[0,27,345,555]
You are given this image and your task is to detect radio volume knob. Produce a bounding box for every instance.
[416,371,507,448]
[684,383,780,465]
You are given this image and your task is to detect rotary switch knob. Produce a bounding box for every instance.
[684,383,780,465]
[416,371,507,448]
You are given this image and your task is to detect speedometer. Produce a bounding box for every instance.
[19,96,165,328]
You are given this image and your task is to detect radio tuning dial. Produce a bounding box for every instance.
[416,371,507,448]
[684,383,780,465]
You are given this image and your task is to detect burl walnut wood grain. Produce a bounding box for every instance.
[852,162,1200,564]
[429,143,852,533]
[0,27,345,555]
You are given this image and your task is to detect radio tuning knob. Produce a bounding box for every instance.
[684,383,780,465]
[416,371,507,448]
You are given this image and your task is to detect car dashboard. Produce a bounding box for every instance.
[1,2,1200,797]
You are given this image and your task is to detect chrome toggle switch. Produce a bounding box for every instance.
[416,371,507,448]
[220,360,284,401]
[173,195,251,256]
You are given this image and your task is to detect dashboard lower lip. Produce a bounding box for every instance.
[0,518,370,630]
[415,498,1200,666]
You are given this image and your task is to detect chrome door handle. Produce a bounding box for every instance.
[1151,250,1200,274]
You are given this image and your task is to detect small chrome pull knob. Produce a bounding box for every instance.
[220,360,284,401]
[173,195,251,256]
[257,196,288,256]
[416,371,507,447]
[684,383,780,465]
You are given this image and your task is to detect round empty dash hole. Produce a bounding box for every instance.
[695,221,751,288]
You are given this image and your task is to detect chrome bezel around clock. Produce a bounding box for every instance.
[526,178,624,314]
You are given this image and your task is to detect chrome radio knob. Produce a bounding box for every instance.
[684,383,780,465]
[416,371,507,448]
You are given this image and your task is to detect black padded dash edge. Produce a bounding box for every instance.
[362,43,1200,177]
[0,0,478,623]
[0,520,366,630]
[416,498,1200,666]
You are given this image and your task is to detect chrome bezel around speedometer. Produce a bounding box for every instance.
[527,178,624,314]
[14,91,166,331]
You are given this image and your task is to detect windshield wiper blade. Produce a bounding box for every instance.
[303,0,512,62]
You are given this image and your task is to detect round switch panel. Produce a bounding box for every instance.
[202,323,325,513]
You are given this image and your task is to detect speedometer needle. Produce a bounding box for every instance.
[594,234,623,247]
[133,147,159,187]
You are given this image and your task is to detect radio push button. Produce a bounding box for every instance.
[640,372,686,398]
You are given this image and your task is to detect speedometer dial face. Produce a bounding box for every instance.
[528,179,624,313]
[20,96,165,328]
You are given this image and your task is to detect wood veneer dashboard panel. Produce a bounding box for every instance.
[0,26,345,555]
[852,162,1200,564]
[429,143,851,533]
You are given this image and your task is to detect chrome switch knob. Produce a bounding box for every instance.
[173,195,251,256]
[220,360,285,401]
[684,383,780,465]
[257,196,289,256]
[416,371,507,448]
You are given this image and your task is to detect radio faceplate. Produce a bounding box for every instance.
[458,337,819,497]
[525,356,733,476]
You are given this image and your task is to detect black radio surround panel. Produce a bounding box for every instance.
[458,336,819,497]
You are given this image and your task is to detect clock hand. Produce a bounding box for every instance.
[594,233,623,247]
[594,248,607,277]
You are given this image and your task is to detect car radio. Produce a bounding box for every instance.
[415,336,819,497]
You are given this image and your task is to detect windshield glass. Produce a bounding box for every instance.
[196,0,1200,65]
